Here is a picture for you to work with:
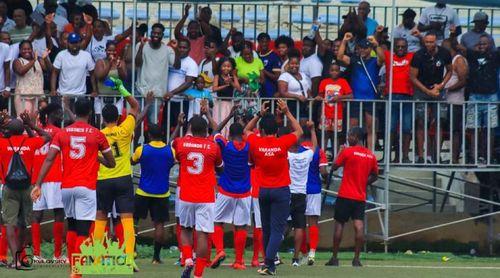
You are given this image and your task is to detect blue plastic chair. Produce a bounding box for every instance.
[125,9,148,20]
[99,7,120,20]
[244,11,268,22]
[159,10,182,21]
[219,10,241,22]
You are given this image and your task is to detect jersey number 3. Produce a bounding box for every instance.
[70,136,86,159]
[187,152,204,175]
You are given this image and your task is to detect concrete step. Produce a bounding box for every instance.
[390,203,457,213]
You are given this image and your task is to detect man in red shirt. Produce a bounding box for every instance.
[244,100,303,275]
[31,103,66,262]
[32,98,115,276]
[325,127,378,267]
[173,115,223,278]
[384,38,414,163]
[0,115,50,269]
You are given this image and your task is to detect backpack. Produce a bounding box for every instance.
[3,138,31,190]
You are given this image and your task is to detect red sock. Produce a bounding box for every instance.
[15,228,26,259]
[252,227,263,260]
[0,225,7,260]
[75,236,87,254]
[300,229,308,255]
[194,257,208,277]
[66,231,77,266]
[309,225,319,251]
[114,222,124,248]
[213,225,224,254]
[31,223,41,256]
[182,245,193,261]
[53,222,64,258]
[234,229,247,264]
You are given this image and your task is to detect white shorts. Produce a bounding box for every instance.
[214,194,251,226]
[251,197,262,228]
[305,193,322,216]
[175,186,180,218]
[178,200,214,233]
[61,187,97,221]
[33,182,64,211]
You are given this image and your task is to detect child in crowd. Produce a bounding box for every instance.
[185,75,213,120]
[318,63,353,153]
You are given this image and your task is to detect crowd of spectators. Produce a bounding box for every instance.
[0,0,498,164]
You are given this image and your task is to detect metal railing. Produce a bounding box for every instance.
[7,94,500,169]
[73,1,500,41]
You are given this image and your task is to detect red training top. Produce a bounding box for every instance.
[0,135,45,184]
[384,51,414,96]
[32,124,62,184]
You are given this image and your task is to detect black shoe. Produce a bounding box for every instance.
[257,266,276,276]
[325,257,339,266]
[352,259,363,267]
[291,258,300,267]
[416,157,424,164]
[181,263,193,278]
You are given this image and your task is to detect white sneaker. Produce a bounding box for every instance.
[299,256,308,265]
[307,251,316,266]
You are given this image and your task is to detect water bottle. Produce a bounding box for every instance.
[307,16,322,39]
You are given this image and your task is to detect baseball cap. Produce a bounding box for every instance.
[67,33,81,44]
[471,11,488,23]
[401,8,417,19]
[356,38,371,48]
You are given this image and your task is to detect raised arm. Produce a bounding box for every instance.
[367,35,385,66]
[216,104,239,133]
[277,99,303,138]
[80,13,94,50]
[337,32,352,65]
[244,101,269,136]
[13,57,37,76]
[170,112,185,143]
[306,120,317,150]
[201,99,217,132]
[175,4,190,40]
[114,24,133,43]
[20,111,51,143]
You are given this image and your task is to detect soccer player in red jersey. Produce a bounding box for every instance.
[325,127,378,267]
[244,100,303,275]
[173,114,223,278]
[31,103,66,263]
[32,98,116,277]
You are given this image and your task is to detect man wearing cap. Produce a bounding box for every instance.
[460,11,495,51]
[337,32,385,151]
[393,9,422,53]
[325,127,378,267]
[51,32,97,97]
[418,0,461,44]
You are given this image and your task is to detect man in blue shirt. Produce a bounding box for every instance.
[337,33,385,150]
[357,1,379,36]
[210,107,252,270]
[258,33,282,98]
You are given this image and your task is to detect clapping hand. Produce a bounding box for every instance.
[277,99,289,114]
[260,101,270,116]
[343,32,353,42]
[177,112,186,125]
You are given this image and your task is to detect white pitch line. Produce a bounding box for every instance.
[364,265,500,270]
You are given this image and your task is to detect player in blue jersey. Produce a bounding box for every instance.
[209,106,252,270]
[301,128,328,265]
[131,114,184,264]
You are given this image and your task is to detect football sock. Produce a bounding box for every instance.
[121,218,135,259]
[213,225,224,254]
[252,227,263,260]
[182,244,193,261]
[92,220,107,243]
[309,225,319,252]
[53,222,64,258]
[66,231,77,266]
[0,225,7,260]
[31,223,41,256]
[114,221,125,248]
[194,257,208,277]
[234,229,248,264]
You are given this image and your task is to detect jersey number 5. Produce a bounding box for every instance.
[187,152,204,175]
[70,136,86,159]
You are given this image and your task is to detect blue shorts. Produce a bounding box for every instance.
[390,94,412,133]
[466,94,498,129]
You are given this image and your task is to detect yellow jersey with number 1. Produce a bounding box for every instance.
[98,114,135,180]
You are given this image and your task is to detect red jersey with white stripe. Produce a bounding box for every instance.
[32,124,62,183]
[50,121,111,190]
[173,135,223,203]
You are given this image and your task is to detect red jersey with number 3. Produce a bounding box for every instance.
[50,121,111,190]
[32,124,62,183]
[173,135,223,203]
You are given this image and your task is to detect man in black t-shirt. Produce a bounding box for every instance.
[465,35,499,164]
[199,6,223,47]
[410,32,452,163]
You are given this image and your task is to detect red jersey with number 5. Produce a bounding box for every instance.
[173,135,223,203]
[32,124,63,184]
[50,121,111,190]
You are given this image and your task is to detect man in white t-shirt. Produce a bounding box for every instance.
[418,0,461,43]
[300,37,323,97]
[135,23,178,124]
[164,38,198,129]
[282,122,316,267]
[51,32,96,96]
[0,39,11,110]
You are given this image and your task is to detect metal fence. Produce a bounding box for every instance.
[73,1,500,41]
[9,94,500,169]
